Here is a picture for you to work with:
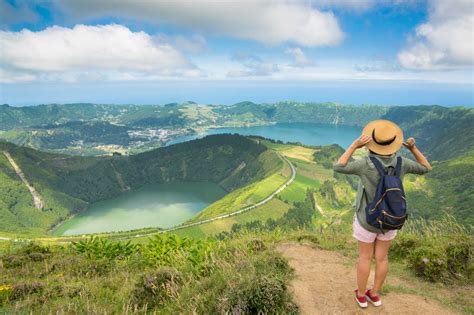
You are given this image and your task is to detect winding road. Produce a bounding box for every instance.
[156,153,296,234]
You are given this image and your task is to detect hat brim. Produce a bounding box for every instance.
[362,120,404,155]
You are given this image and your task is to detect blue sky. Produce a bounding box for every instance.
[0,0,472,106]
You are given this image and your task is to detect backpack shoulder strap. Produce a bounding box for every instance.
[369,156,386,175]
[395,156,402,177]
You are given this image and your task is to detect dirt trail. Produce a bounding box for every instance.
[278,243,456,315]
[3,151,44,210]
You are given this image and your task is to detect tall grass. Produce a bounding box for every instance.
[0,233,297,313]
[402,214,471,237]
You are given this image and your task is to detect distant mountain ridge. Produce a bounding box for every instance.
[1,102,472,161]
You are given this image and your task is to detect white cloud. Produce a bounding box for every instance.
[227,53,279,77]
[355,54,401,72]
[398,0,474,70]
[0,24,201,83]
[58,0,344,47]
[154,34,208,53]
[285,47,315,67]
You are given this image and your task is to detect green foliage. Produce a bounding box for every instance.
[383,105,474,161]
[319,180,336,203]
[0,284,13,305]
[406,239,471,283]
[390,216,472,284]
[143,234,215,275]
[0,233,296,314]
[72,237,139,260]
[217,189,316,239]
[313,144,345,169]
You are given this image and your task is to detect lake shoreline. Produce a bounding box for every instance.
[50,181,227,237]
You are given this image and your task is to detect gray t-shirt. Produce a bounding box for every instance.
[333,152,430,233]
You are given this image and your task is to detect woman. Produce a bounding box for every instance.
[333,120,432,308]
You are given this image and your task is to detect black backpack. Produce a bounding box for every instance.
[365,156,408,234]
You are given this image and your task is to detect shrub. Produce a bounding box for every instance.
[10,282,45,300]
[2,242,51,268]
[219,273,297,314]
[17,242,51,255]
[390,233,421,260]
[295,233,320,245]
[445,236,472,280]
[2,254,27,268]
[217,249,297,315]
[144,234,216,275]
[131,267,182,309]
[247,238,267,252]
[408,245,449,282]
[405,235,472,283]
[71,258,113,277]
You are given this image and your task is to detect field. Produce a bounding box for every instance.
[175,199,291,238]
[174,141,350,239]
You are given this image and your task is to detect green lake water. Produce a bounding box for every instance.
[52,182,226,236]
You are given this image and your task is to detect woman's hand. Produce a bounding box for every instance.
[336,134,371,165]
[403,137,416,150]
[350,134,372,149]
[403,137,432,170]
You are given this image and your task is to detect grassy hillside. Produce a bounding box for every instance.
[382,105,474,161]
[0,208,471,313]
[0,135,279,235]
[171,140,472,242]
[0,233,298,314]
[405,153,474,225]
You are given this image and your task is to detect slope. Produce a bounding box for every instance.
[0,134,280,235]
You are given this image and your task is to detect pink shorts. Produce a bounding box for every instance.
[352,216,397,243]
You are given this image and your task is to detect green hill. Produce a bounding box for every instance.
[382,105,474,160]
[0,135,280,235]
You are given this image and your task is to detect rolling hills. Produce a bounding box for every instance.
[1,102,472,162]
[0,134,282,235]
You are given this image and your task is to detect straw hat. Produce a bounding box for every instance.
[362,120,404,155]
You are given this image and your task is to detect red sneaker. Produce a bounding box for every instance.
[354,289,368,308]
[365,289,382,306]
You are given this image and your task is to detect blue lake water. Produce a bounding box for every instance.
[168,123,361,148]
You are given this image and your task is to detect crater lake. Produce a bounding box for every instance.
[51,182,226,236]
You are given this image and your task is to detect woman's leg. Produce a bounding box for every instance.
[357,240,374,295]
[372,239,392,295]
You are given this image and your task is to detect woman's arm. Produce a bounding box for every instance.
[336,134,372,165]
[403,137,432,171]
